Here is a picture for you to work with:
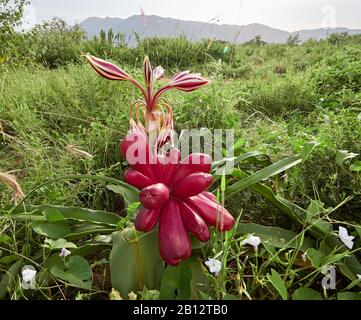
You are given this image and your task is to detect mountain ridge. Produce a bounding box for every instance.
[79,14,361,46]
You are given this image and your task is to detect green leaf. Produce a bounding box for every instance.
[110,229,164,299]
[43,207,65,223]
[107,184,139,206]
[188,257,211,300]
[306,248,325,268]
[336,150,359,167]
[31,221,71,239]
[300,141,320,161]
[350,161,361,172]
[0,234,12,244]
[50,256,92,290]
[267,269,288,300]
[236,223,315,252]
[0,260,23,300]
[14,205,121,226]
[225,155,302,199]
[337,292,361,300]
[43,238,77,250]
[292,287,323,300]
[159,260,192,300]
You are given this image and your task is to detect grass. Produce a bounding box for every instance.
[0,33,361,300]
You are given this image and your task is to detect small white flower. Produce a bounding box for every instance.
[59,248,71,257]
[241,234,261,251]
[205,258,222,276]
[21,265,37,289]
[301,252,307,262]
[357,274,361,280]
[338,226,355,250]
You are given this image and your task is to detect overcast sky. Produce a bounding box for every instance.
[25,0,361,31]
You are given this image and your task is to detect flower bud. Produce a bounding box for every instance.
[86,55,131,81]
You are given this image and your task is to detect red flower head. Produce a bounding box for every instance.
[86,55,235,266]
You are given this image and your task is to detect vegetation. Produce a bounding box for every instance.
[0,14,361,300]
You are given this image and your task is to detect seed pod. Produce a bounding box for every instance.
[154,149,180,185]
[139,183,170,209]
[158,199,192,266]
[135,207,161,232]
[187,194,235,231]
[178,200,210,242]
[172,153,212,187]
[201,191,217,202]
[172,172,213,199]
[124,169,153,190]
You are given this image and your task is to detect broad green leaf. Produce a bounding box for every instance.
[31,221,71,239]
[107,184,139,206]
[0,260,23,300]
[267,269,288,300]
[43,207,64,223]
[110,229,164,299]
[337,292,361,300]
[336,150,359,167]
[50,256,92,290]
[236,223,315,252]
[225,155,302,199]
[159,260,192,300]
[292,287,323,300]
[188,258,211,300]
[43,238,77,250]
[14,205,121,226]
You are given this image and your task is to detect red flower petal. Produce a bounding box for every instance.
[139,183,170,209]
[135,207,161,232]
[187,194,235,231]
[172,172,213,199]
[158,199,192,265]
[178,200,210,242]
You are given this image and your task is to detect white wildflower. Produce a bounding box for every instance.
[21,265,37,289]
[59,248,71,257]
[241,234,261,251]
[301,252,307,262]
[357,274,361,280]
[338,226,355,250]
[205,258,222,276]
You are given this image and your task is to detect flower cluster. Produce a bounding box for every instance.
[86,55,236,265]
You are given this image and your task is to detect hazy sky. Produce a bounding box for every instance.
[26,0,361,31]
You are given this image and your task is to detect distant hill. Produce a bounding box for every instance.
[79,15,361,46]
